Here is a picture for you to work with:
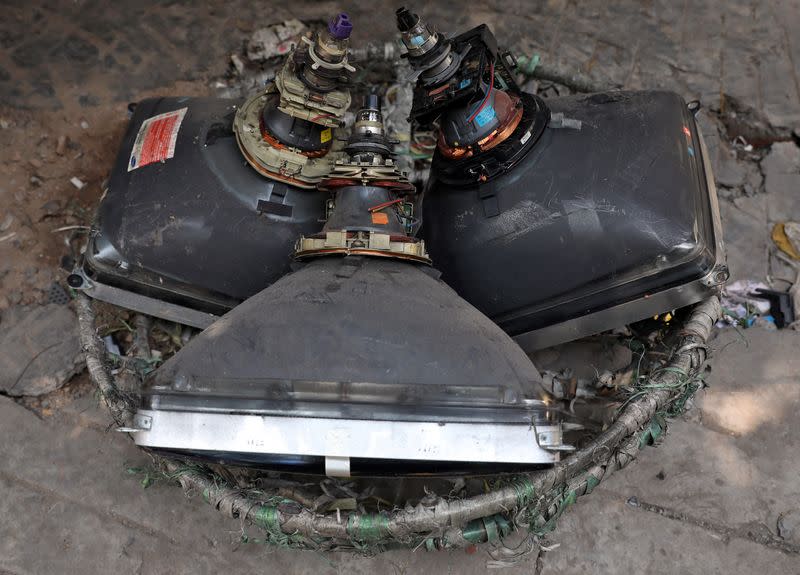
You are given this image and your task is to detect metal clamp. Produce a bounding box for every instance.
[535,423,576,452]
[117,414,152,434]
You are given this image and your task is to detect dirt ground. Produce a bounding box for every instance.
[1,0,799,573]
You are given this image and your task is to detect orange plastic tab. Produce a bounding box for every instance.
[371,212,389,225]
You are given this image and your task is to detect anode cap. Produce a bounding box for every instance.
[328,13,353,40]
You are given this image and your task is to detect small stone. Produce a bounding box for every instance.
[0,118,9,129]
[230,53,245,75]
[40,200,61,217]
[70,176,85,189]
[56,135,68,156]
[80,119,89,130]
[0,304,85,396]
[29,158,43,169]
[777,510,800,543]
[30,175,43,187]
[0,214,14,232]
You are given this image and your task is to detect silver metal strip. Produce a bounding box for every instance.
[512,276,716,351]
[513,131,726,351]
[76,274,219,329]
[697,129,727,262]
[132,409,561,465]
[325,456,351,477]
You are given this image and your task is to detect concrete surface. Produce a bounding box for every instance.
[3,0,800,128]
[1,0,800,573]
[0,304,84,396]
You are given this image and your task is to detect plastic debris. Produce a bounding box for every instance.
[245,19,308,62]
[722,279,799,330]
[215,20,313,99]
[70,176,85,189]
[749,288,795,328]
[719,279,771,326]
[772,222,800,261]
[517,53,541,76]
[732,135,754,152]
[103,334,122,356]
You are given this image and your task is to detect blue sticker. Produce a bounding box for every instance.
[410,35,425,46]
[130,157,137,167]
[459,78,472,89]
[474,105,497,127]
[687,145,695,157]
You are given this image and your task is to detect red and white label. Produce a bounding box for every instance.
[128,107,187,171]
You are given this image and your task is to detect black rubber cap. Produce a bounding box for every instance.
[396,7,418,32]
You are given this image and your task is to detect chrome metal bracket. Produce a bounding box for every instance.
[534,423,576,452]
[69,268,218,329]
[117,414,152,434]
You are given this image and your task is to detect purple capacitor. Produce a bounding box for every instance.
[328,13,353,40]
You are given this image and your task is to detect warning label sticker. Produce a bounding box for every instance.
[128,107,187,172]
[474,105,497,128]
